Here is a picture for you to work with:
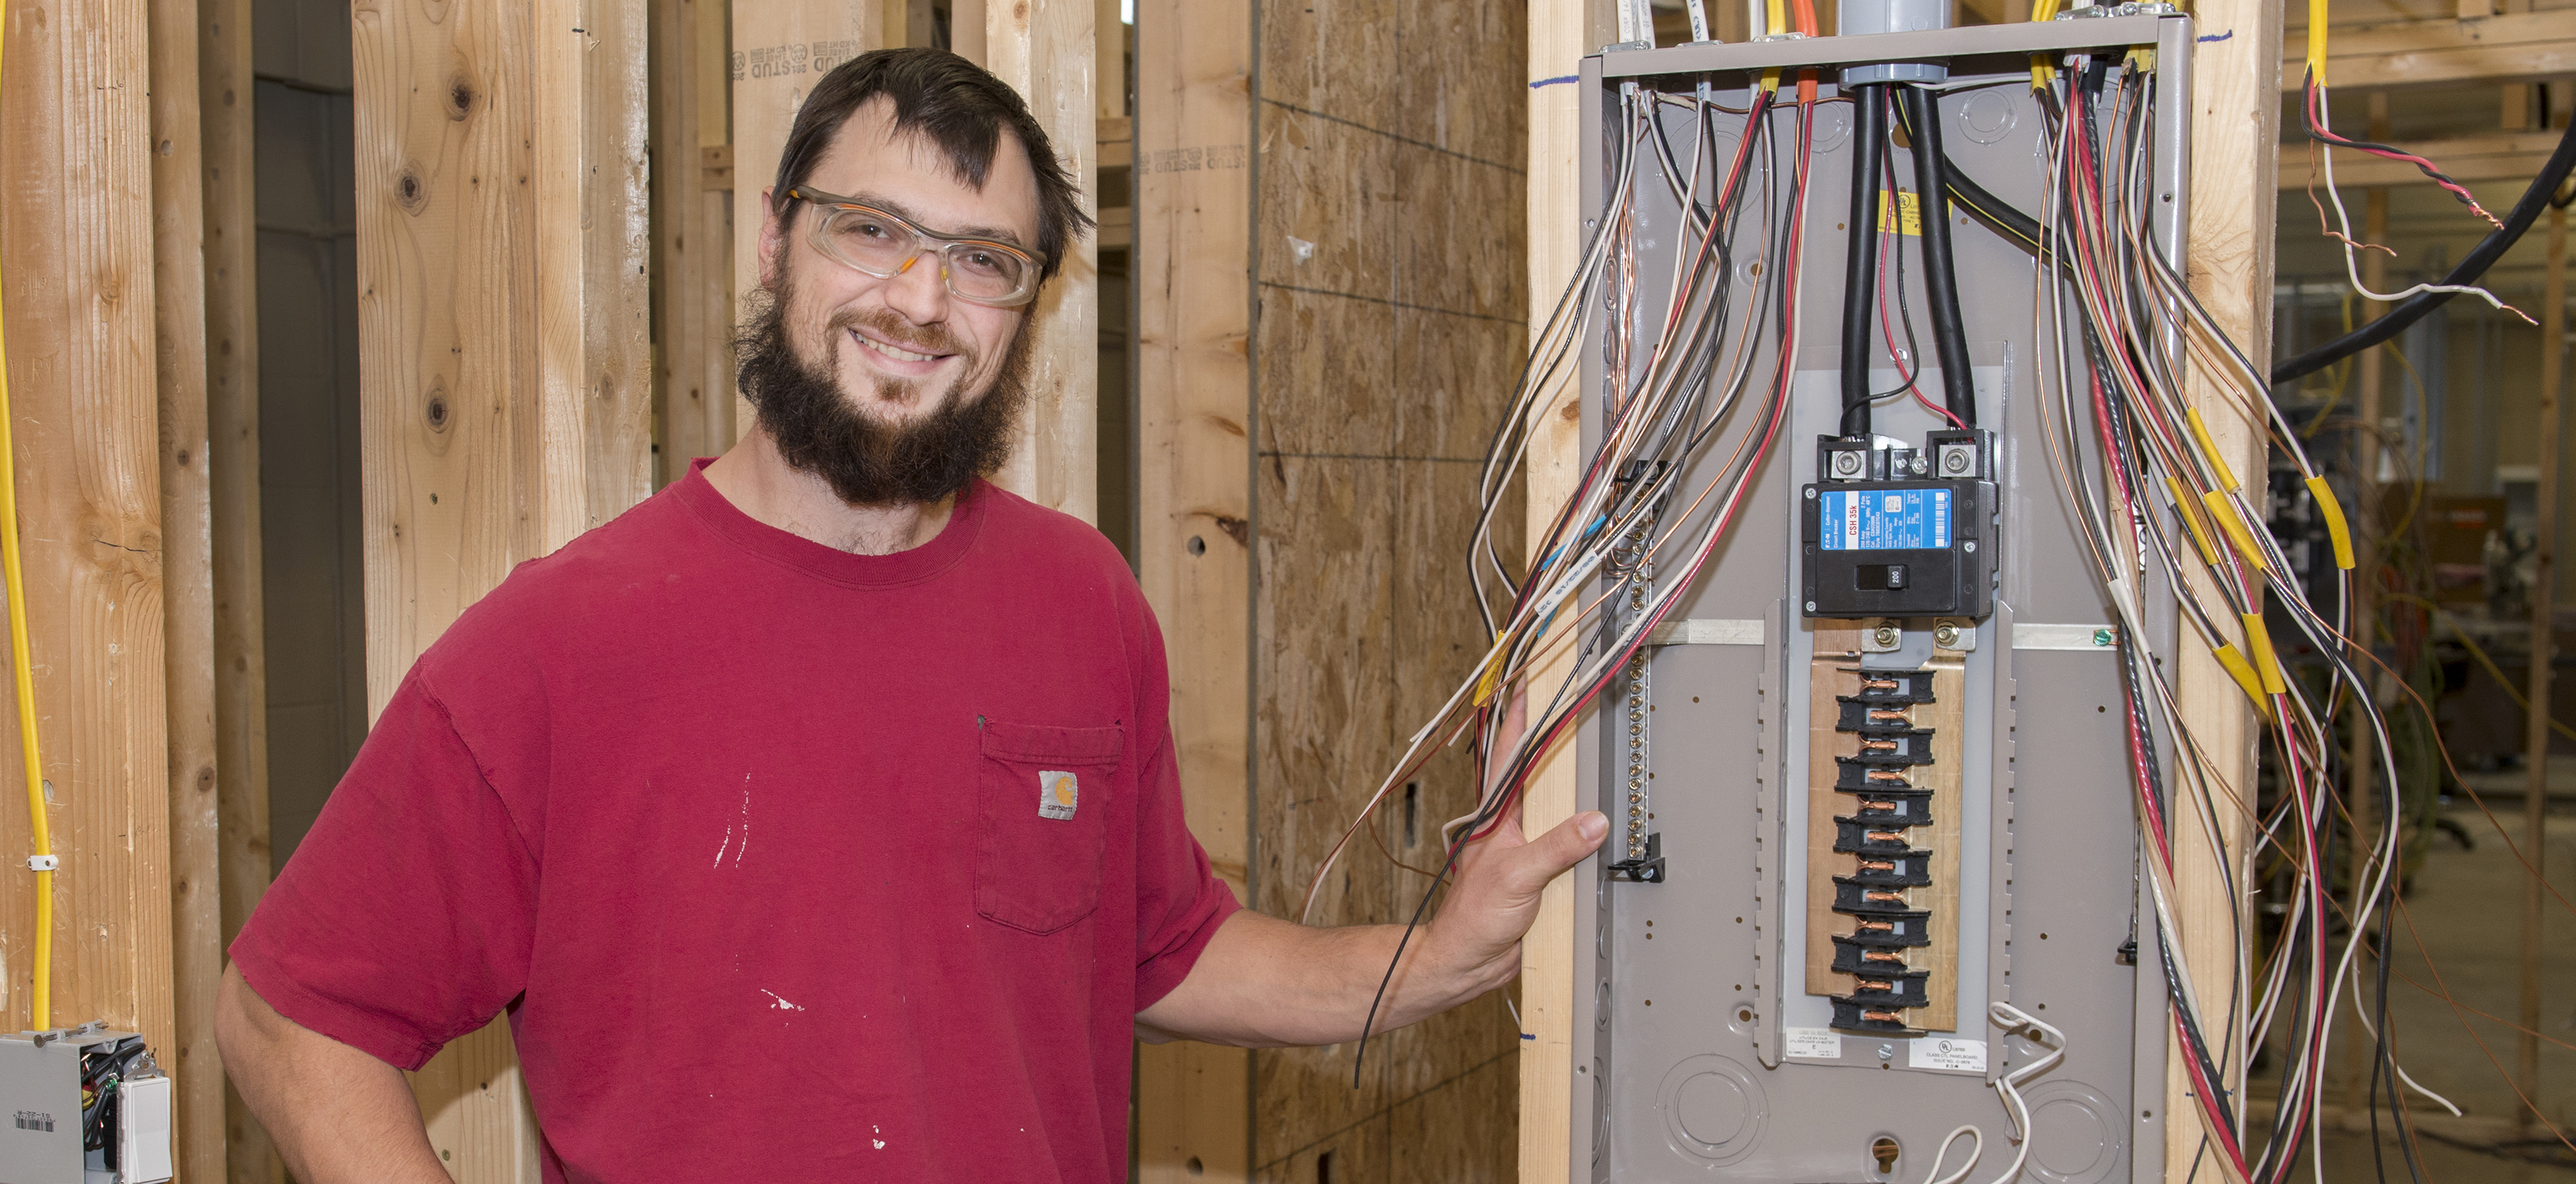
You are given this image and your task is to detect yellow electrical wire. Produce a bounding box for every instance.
[2307,0,2330,84]
[0,0,51,1034]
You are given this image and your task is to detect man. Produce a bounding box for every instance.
[216,48,1606,1183]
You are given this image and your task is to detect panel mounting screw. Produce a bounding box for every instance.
[1933,621,1962,648]
[1963,540,1978,553]
[1877,1043,1896,1061]
[1871,625,1900,648]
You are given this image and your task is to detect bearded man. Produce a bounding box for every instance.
[215,47,1606,1183]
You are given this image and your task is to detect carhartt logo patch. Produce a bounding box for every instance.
[1038,770,1078,820]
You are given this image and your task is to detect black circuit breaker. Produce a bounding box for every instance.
[1800,429,1998,620]
[1827,667,1940,1036]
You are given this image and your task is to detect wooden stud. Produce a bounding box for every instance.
[2278,9,2576,91]
[728,2,885,444]
[653,0,736,484]
[198,0,275,1178]
[353,0,651,1176]
[2171,0,2280,1170]
[1131,0,1254,1172]
[2520,202,2564,1130]
[1519,4,1614,1183]
[983,0,1098,521]
[0,0,179,1091]
[147,0,225,1177]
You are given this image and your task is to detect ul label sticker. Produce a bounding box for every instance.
[1038,770,1079,820]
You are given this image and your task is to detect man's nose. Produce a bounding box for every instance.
[881,250,953,327]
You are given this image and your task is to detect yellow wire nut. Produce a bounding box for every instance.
[2210,642,2268,708]
[2241,610,2288,695]
[2200,489,2273,573]
[2167,476,2223,569]
[2307,476,2356,570]
[2184,407,2243,493]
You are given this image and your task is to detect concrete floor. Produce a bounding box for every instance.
[2242,761,2576,1180]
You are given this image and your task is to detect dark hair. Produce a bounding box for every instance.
[771,47,1093,282]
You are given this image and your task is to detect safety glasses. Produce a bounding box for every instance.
[785,187,1041,308]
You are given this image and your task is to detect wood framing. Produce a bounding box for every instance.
[0,0,180,1102]
[2175,0,2279,1170]
[198,0,273,1178]
[352,0,651,1177]
[652,0,736,482]
[147,0,224,1178]
[1131,0,1254,1174]
[1519,4,1613,1182]
[2283,9,2576,89]
[729,3,885,439]
[984,0,1098,521]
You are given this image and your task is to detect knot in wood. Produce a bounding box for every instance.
[395,167,428,215]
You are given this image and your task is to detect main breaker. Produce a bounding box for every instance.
[1568,11,2194,1183]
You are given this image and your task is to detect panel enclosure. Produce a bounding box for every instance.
[1566,16,2193,1184]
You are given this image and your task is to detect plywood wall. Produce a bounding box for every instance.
[1245,2,1531,1175]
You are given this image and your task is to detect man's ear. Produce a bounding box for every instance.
[756,186,786,290]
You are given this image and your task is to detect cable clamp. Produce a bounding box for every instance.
[24,854,54,871]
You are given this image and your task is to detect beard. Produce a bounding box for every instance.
[734,273,1034,507]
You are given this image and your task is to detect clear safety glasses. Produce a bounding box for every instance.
[785,187,1041,308]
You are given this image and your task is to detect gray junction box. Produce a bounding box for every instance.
[1568,16,2195,1183]
[0,1026,172,1184]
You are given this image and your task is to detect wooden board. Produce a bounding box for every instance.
[983,0,1098,522]
[729,2,884,441]
[146,0,224,1177]
[1132,0,1255,1171]
[1517,4,1614,1183]
[2173,0,2278,1172]
[651,0,736,483]
[0,0,179,1097]
[199,1,275,1178]
[2283,9,2576,89]
[353,1,652,1178]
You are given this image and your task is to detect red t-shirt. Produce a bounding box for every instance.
[230,463,1240,1183]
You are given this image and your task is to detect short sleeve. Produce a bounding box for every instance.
[1130,726,1241,1009]
[228,671,539,1071]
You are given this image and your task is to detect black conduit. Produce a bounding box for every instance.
[1841,86,1888,439]
[1902,85,1978,428]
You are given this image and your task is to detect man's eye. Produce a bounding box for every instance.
[956,250,1013,278]
[849,220,894,241]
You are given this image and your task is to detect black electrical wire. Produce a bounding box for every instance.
[2271,113,2576,386]
[1841,85,1889,439]
[1901,84,1978,427]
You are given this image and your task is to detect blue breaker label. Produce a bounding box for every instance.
[1821,488,1951,552]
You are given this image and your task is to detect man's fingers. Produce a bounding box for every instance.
[1503,811,1608,891]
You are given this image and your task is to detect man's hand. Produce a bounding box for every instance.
[214,965,454,1184]
[1138,691,1606,1047]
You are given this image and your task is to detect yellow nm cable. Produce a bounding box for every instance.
[0,0,52,1033]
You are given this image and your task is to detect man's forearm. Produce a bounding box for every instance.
[214,964,453,1184]
[1136,911,1509,1047]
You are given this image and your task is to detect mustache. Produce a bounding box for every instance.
[830,307,971,362]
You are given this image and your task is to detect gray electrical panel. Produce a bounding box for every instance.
[1569,16,2193,1183]
[0,1025,172,1184]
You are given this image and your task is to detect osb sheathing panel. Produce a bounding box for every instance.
[1246,0,1527,1172]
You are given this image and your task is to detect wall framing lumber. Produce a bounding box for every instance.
[2281,9,2576,89]
[147,0,225,1177]
[984,0,1098,522]
[198,0,275,1178]
[0,0,180,1108]
[652,0,736,484]
[352,0,651,1177]
[2174,0,2277,1173]
[728,2,885,441]
[1131,0,1254,1172]
[1518,3,1612,1181]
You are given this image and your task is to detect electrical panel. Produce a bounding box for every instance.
[1568,14,2192,1183]
[0,1024,172,1184]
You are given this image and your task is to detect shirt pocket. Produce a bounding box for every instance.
[974,719,1125,934]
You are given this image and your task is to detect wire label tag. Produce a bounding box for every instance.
[1038,770,1079,821]
[1821,489,1951,551]
[1907,1036,1986,1073]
